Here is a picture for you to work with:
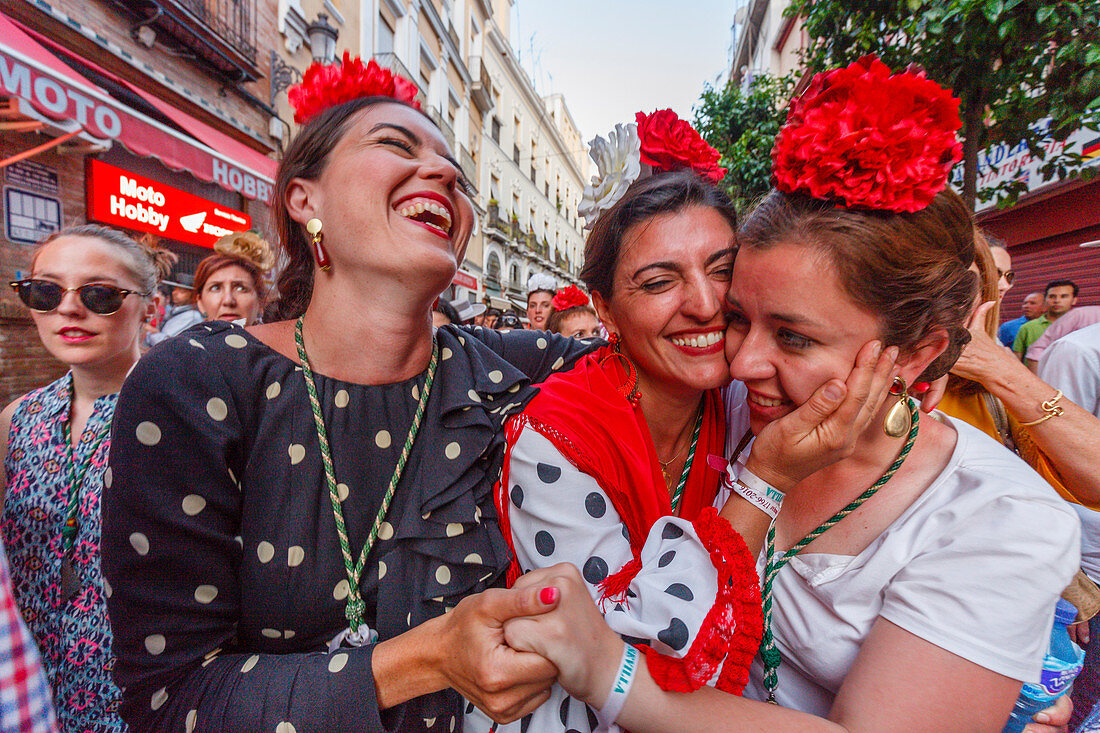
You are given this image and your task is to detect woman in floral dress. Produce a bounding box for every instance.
[2,224,168,732]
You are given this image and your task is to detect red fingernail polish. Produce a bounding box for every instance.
[539,587,558,605]
[913,382,930,393]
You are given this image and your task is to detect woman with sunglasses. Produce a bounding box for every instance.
[2,223,169,733]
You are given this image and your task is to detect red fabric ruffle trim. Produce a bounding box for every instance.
[642,508,763,696]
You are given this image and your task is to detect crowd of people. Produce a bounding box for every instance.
[0,51,1098,733]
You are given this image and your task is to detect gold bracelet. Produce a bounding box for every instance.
[1019,390,1065,427]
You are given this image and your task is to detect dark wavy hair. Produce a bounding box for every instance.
[739,188,978,383]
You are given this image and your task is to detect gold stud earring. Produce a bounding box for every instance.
[883,376,911,438]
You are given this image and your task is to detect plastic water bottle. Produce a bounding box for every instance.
[1002,599,1086,733]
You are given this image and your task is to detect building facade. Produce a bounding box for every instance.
[1,0,282,403]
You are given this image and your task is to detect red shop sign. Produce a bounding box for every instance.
[453,269,478,290]
[86,159,250,248]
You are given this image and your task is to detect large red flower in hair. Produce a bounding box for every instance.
[551,285,589,312]
[772,55,962,213]
[289,52,421,124]
[636,110,727,183]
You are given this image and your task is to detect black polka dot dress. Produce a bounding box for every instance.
[465,426,749,733]
[102,321,593,733]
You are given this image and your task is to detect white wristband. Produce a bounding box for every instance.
[727,464,785,519]
[596,644,639,732]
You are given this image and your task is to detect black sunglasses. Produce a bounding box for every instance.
[9,279,149,315]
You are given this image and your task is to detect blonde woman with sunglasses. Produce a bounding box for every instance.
[1,224,169,733]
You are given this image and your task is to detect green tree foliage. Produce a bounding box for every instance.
[694,73,796,211]
[787,0,1100,209]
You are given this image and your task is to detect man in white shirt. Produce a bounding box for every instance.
[1038,321,1100,730]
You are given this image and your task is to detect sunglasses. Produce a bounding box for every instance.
[9,279,149,315]
[997,268,1015,285]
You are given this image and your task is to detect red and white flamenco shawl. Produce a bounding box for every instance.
[495,344,763,695]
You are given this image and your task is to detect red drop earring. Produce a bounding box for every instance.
[307,218,330,271]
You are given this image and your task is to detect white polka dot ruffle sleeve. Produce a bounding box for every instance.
[466,426,756,733]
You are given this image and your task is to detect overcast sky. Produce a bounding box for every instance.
[511,0,734,153]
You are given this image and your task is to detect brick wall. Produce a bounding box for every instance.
[0,303,66,406]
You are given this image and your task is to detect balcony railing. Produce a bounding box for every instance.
[460,148,477,190]
[469,56,493,113]
[425,106,456,152]
[122,0,259,81]
[487,203,503,231]
[373,53,426,107]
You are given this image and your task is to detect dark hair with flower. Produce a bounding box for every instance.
[288,52,421,124]
[579,110,726,229]
[636,110,726,183]
[274,57,431,319]
[550,285,589,312]
[547,285,597,336]
[772,55,962,213]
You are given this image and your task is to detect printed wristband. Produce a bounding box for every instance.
[596,644,640,732]
[730,465,785,519]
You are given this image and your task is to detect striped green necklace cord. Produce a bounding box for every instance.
[759,398,920,702]
[669,404,705,514]
[61,419,111,554]
[295,316,439,633]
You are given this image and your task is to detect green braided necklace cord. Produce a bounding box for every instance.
[759,398,920,702]
[669,404,704,514]
[295,316,439,639]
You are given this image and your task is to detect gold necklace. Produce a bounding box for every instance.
[657,447,686,488]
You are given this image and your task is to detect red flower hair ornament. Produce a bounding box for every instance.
[551,285,590,312]
[772,55,963,213]
[288,52,421,124]
[636,109,726,183]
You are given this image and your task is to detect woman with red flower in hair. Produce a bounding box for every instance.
[471,107,900,733]
[546,285,601,340]
[496,57,1079,733]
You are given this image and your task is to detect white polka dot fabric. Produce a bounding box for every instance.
[465,427,726,733]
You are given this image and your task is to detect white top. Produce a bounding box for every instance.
[1038,321,1100,580]
[465,423,744,733]
[720,387,1080,716]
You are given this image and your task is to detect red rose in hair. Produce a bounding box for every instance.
[635,109,727,183]
[289,52,421,124]
[551,285,589,312]
[772,55,962,213]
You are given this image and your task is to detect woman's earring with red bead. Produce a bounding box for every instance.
[307,218,330,271]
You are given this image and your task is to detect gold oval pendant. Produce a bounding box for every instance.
[883,400,912,438]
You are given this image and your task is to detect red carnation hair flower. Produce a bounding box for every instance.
[551,285,589,312]
[288,52,421,124]
[772,55,962,213]
[635,109,727,183]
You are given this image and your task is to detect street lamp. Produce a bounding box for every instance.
[307,14,339,65]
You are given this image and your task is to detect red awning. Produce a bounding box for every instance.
[0,12,275,202]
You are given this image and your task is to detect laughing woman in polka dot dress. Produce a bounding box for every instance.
[2,225,171,733]
[101,57,592,733]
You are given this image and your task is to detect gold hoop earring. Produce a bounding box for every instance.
[600,333,641,406]
[883,376,912,438]
[307,218,330,271]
